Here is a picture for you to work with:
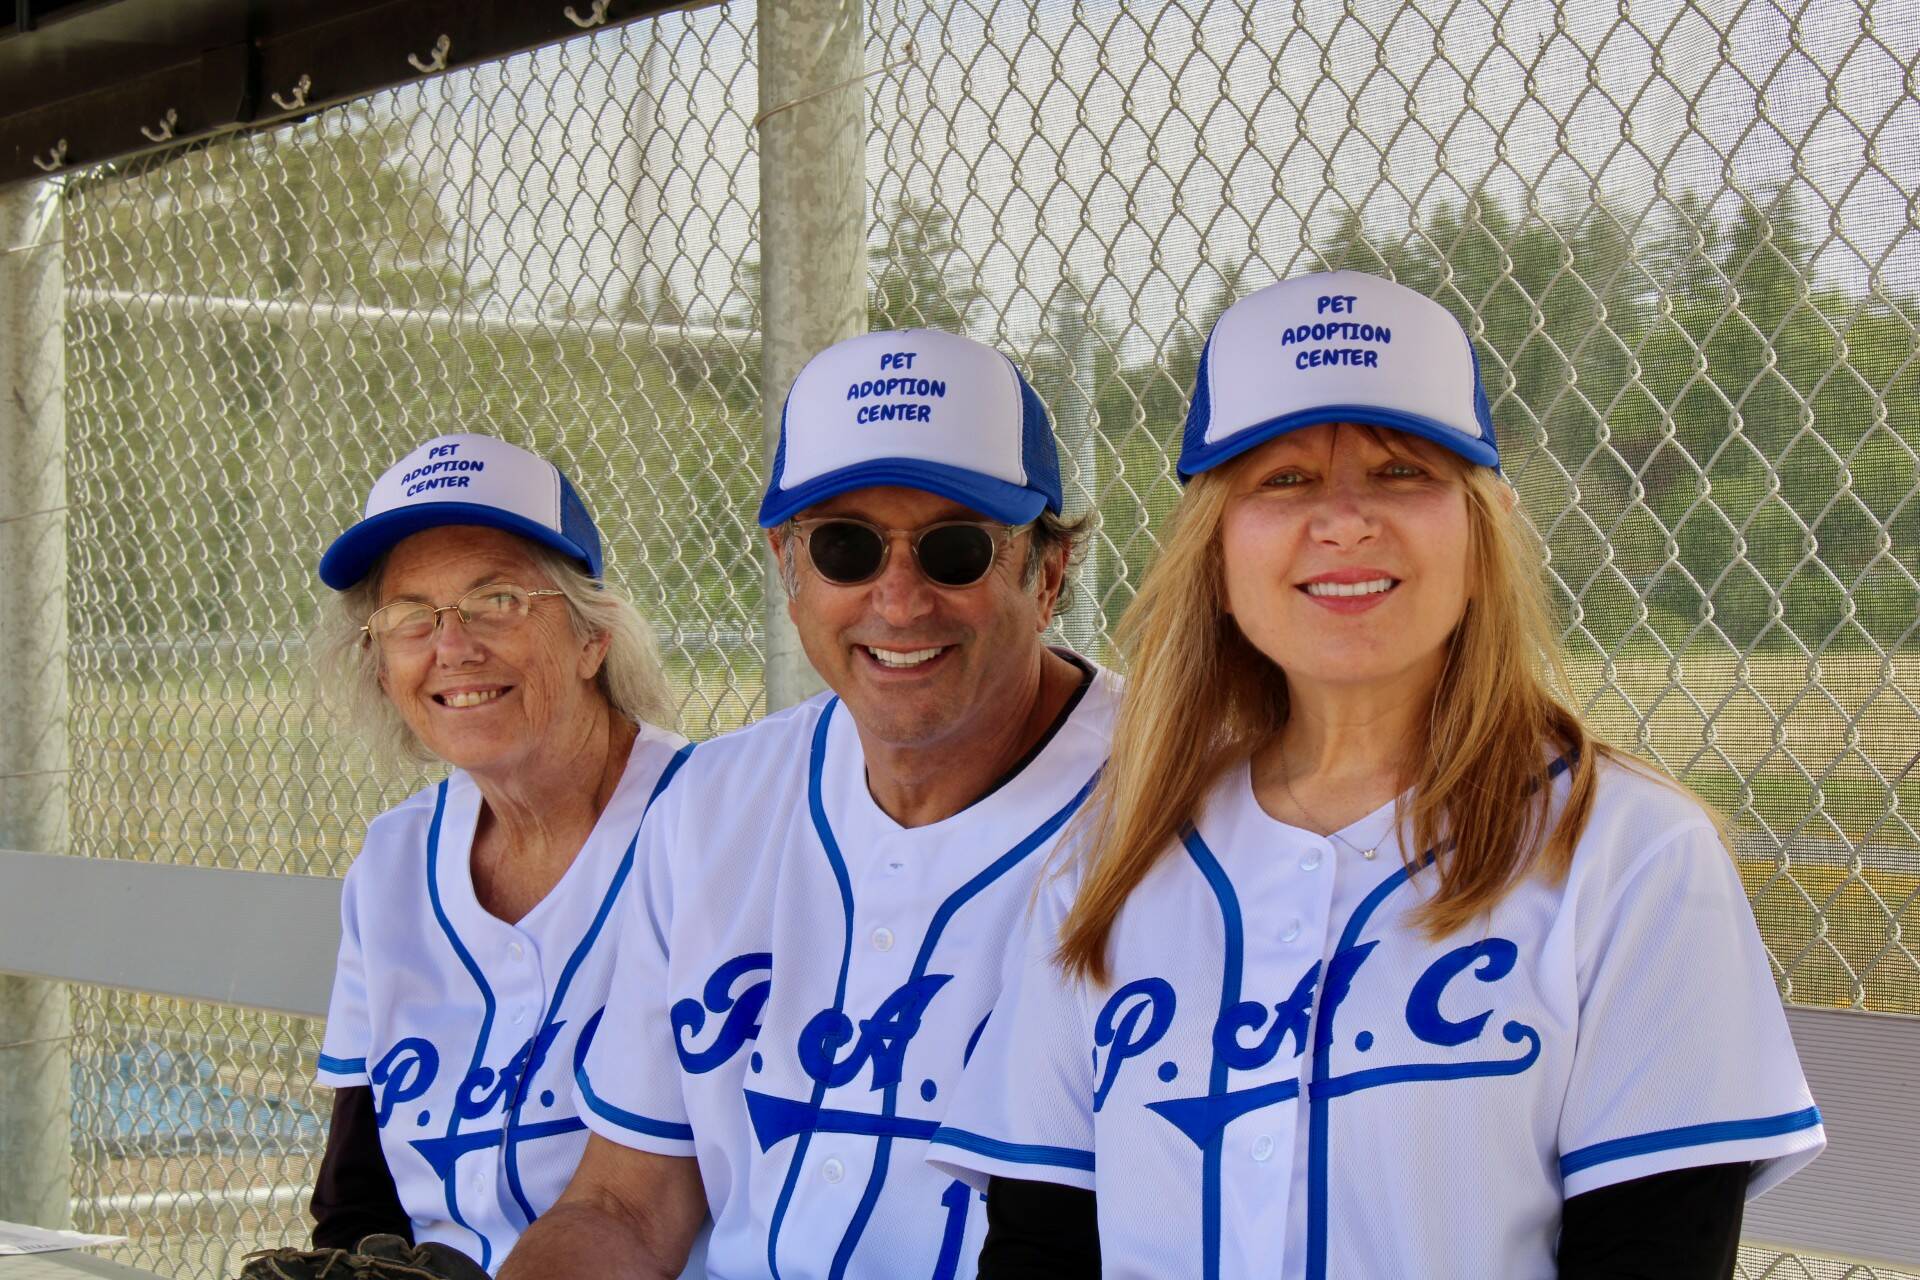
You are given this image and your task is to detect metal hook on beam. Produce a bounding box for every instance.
[564,0,612,27]
[271,75,312,113]
[139,108,179,143]
[407,34,451,75]
[30,139,69,172]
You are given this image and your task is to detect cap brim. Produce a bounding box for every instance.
[318,503,598,589]
[758,458,1053,528]
[1177,403,1501,480]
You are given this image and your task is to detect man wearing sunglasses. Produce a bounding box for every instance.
[499,329,1116,1280]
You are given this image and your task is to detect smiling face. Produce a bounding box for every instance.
[771,486,1065,754]
[373,525,610,776]
[1219,423,1473,701]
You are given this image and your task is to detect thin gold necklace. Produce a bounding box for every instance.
[1278,759,1384,861]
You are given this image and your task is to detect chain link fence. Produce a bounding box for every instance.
[10,0,1918,1274]
[53,9,764,1272]
[860,0,1920,1019]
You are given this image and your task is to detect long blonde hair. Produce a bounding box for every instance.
[1057,452,1603,983]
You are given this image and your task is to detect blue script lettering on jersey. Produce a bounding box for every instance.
[1206,942,1373,1077]
[798,973,954,1090]
[372,1038,439,1126]
[456,1020,567,1119]
[1102,934,1541,1137]
[1092,978,1176,1112]
[401,1019,591,1188]
[1405,939,1519,1046]
[674,952,773,1073]
[741,974,962,1152]
[1214,960,1319,1071]
[371,1022,574,1129]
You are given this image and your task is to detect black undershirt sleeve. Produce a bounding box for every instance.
[979,1177,1100,1279]
[980,1162,1749,1279]
[310,1085,413,1250]
[1558,1161,1750,1279]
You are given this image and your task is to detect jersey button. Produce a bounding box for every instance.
[1301,848,1323,871]
[1280,918,1302,944]
[871,927,895,952]
[508,942,525,961]
[822,1157,846,1184]
[1252,1134,1275,1162]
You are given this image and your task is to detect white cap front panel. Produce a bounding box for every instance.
[1204,270,1484,445]
[777,330,1028,489]
[364,433,563,527]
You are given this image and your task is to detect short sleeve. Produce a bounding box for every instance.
[574,796,697,1156]
[1557,822,1825,1198]
[929,876,1097,1192]
[316,861,373,1087]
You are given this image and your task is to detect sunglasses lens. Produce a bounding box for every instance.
[916,524,998,587]
[807,520,887,583]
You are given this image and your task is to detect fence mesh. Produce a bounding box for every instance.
[56,9,762,1273]
[862,0,1920,1017]
[22,0,1920,1274]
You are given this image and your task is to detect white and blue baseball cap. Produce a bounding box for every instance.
[1179,270,1499,477]
[758,328,1063,528]
[319,432,604,589]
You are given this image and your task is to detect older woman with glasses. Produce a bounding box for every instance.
[293,433,689,1277]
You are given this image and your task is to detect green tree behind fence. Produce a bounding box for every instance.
[65,114,1919,669]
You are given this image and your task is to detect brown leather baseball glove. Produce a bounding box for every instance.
[237,1234,490,1280]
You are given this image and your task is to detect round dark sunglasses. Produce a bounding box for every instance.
[792,516,1027,588]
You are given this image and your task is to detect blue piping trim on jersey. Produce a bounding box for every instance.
[1302,854,1424,1280]
[831,769,1100,1280]
[1309,1036,1541,1100]
[1559,1106,1822,1179]
[927,1125,1096,1174]
[1302,751,1572,1280]
[1182,827,1243,1280]
[766,700,858,1280]
[422,780,498,1272]
[575,1065,698,1142]
[316,1054,366,1077]
[502,740,697,1225]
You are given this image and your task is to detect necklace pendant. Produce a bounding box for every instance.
[1362,846,1378,860]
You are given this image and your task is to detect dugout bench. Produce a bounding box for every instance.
[0,1254,166,1279]
[2,847,1916,1273]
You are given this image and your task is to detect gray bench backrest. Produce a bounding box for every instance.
[0,847,1913,1267]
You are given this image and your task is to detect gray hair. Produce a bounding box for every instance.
[777,510,1093,606]
[311,540,676,773]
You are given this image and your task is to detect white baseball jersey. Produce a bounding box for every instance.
[316,723,692,1273]
[575,661,1117,1280]
[931,754,1825,1279]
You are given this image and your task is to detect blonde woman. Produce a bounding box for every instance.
[929,272,1823,1279]
[293,434,689,1277]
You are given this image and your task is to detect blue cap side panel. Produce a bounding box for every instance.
[766,395,793,505]
[1177,334,1217,480]
[1015,371,1064,515]
[1465,336,1499,460]
[557,473,605,579]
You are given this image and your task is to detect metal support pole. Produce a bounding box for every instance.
[756,0,867,711]
[1060,309,1105,657]
[0,179,73,1227]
